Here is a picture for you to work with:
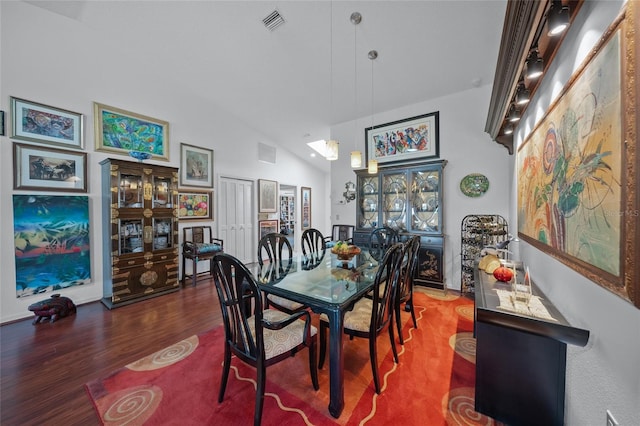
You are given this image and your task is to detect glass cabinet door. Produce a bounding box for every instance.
[153,175,172,208]
[153,218,173,250]
[119,172,144,208]
[381,171,407,231]
[358,174,379,230]
[410,169,441,232]
[119,219,144,254]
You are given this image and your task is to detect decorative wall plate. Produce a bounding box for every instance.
[460,173,489,197]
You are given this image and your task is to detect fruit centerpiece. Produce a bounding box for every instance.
[331,241,361,261]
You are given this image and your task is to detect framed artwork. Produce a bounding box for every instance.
[517,9,639,307]
[13,143,88,192]
[94,102,169,161]
[13,195,91,298]
[180,143,214,188]
[177,191,212,220]
[259,220,279,240]
[258,179,278,213]
[10,96,84,149]
[0,110,5,136]
[301,187,311,230]
[365,111,439,167]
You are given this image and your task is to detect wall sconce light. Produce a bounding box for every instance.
[343,181,356,203]
[547,0,570,36]
[326,139,339,161]
[525,48,544,80]
[515,82,530,105]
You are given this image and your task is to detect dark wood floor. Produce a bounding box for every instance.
[0,280,224,425]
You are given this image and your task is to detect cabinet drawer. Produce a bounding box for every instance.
[419,235,443,247]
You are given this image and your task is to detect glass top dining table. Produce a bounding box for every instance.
[256,249,380,418]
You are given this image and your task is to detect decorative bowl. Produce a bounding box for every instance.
[331,245,361,261]
[129,151,153,162]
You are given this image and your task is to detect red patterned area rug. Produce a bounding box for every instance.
[86,290,500,425]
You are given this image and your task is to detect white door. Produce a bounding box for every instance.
[219,177,254,263]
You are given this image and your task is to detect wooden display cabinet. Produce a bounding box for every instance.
[100,158,180,308]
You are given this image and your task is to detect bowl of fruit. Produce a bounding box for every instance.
[331,241,361,261]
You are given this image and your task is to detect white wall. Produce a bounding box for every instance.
[0,2,328,323]
[511,1,640,424]
[329,83,512,292]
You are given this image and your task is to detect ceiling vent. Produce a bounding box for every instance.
[263,10,285,31]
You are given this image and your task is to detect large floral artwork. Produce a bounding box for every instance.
[517,29,622,280]
[13,195,91,298]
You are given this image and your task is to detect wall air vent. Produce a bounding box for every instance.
[263,10,285,31]
[258,142,277,164]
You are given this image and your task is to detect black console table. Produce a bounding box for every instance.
[474,263,589,426]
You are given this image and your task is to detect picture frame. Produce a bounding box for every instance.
[94,102,169,161]
[13,142,88,192]
[365,111,439,167]
[258,179,278,213]
[301,186,311,230]
[259,220,279,240]
[177,190,212,220]
[517,9,639,308]
[10,96,84,149]
[180,143,214,188]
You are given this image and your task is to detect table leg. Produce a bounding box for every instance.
[327,308,345,418]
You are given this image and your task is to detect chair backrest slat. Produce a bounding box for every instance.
[212,253,263,361]
[398,235,421,301]
[301,228,326,266]
[257,233,292,266]
[370,243,404,334]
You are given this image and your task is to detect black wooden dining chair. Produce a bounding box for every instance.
[258,233,306,314]
[368,226,399,261]
[300,228,326,269]
[396,235,421,344]
[211,253,319,426]
[318,243,404,394]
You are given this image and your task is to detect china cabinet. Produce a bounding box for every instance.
[100,158,180,308]
[354,160,446,288]
[461,214,508,293]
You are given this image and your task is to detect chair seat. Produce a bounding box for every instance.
[320,297,373,333]
[249,309,318,360]
[187,242,222,255]
[266,294,305,312]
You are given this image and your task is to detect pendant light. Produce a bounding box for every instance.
[326,2,339,161]
[367,49,378,174]
[350,12,363,168]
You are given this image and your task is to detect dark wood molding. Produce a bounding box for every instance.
[485,1,582,154]
[485,0,545,153]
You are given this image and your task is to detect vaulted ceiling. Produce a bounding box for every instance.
[24,0,507,171]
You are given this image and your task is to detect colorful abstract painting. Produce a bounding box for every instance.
[94,103,169,161]
[13,195,91,298]
[517,29,622,278]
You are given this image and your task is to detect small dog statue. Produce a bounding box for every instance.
[28,294,76,324]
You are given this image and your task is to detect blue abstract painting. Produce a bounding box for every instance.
[13,195,91,298]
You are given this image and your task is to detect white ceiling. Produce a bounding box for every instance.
[25,0,507,172]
